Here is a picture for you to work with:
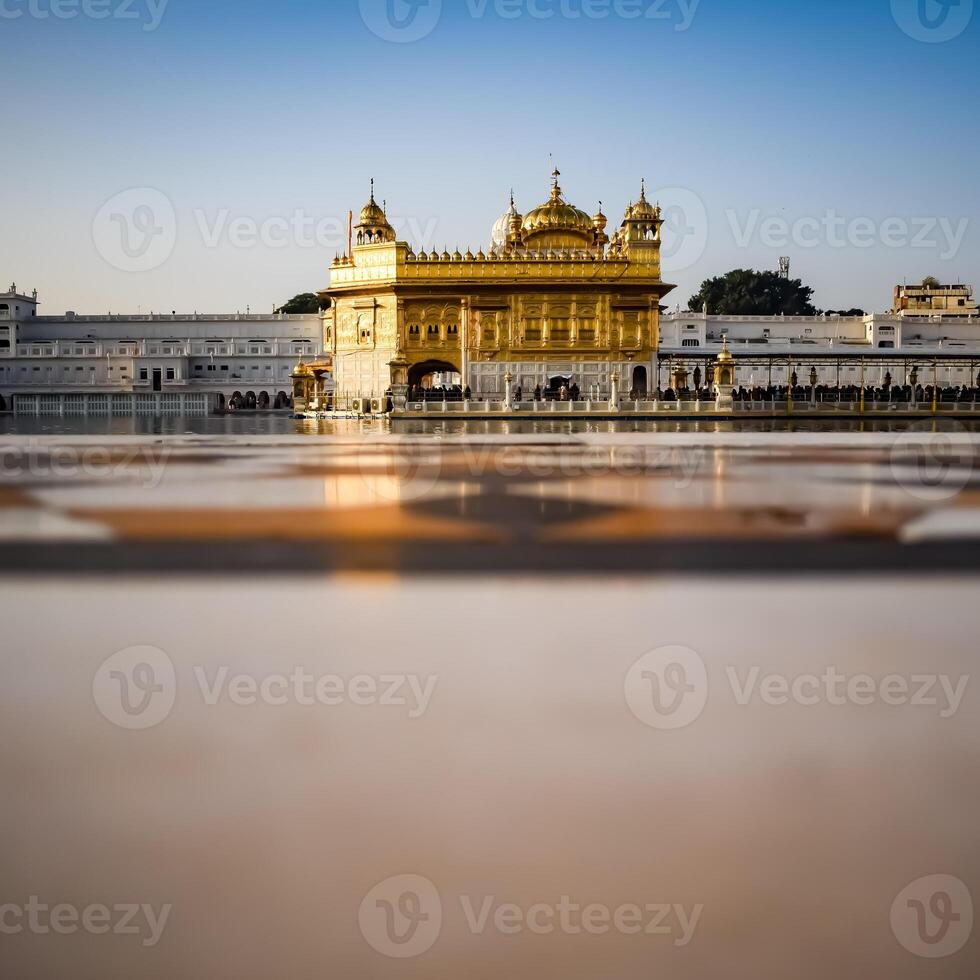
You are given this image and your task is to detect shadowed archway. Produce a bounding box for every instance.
[408,359,461,389]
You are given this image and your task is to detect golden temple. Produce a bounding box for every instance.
[294,171,674,411]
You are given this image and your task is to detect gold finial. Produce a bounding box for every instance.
[640,177,647,200]
[370,177,375,203]
[549,161,562,201]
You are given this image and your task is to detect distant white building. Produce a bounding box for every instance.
[0,285,321,415]
[658,309,980,391]
[4,281,980,414]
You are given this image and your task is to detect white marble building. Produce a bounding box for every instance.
[658,310,980,391]
[0,286,321,415]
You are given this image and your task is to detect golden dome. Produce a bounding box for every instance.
[716,336,733,363]
[292,362,314,377]
[359,198,387,225]
[522,170,593,247]
[629,179,659,220]
[355,178,395,243]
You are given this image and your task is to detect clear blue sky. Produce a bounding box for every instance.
[1,0,977,314]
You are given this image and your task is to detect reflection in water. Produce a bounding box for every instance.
[2,414,980,437]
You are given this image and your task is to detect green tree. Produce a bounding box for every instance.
[689,269,818,316]
[276,293,321,314]
[823,308,866,317]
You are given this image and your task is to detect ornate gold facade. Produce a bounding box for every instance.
[318,172,674,402]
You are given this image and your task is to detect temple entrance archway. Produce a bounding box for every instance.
[632,366,648,395]
[409,360,461,390]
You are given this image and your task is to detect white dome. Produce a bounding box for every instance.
[490,210,511,254]
[490,193,521,255]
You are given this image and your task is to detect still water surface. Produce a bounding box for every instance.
[3,414,979,437]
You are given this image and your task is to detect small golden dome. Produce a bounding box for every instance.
[292,362,314,378]
[630,180,659,220]
[355,178,395,242]
[359,199,387,225]
[716,336,733,363]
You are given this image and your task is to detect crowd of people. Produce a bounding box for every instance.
[656,383,980,404]
[408,384,471,403]
[407,380,980,406]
